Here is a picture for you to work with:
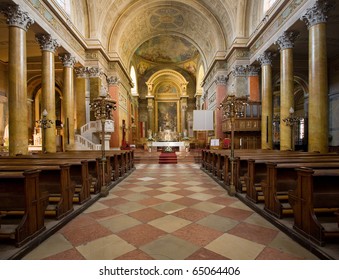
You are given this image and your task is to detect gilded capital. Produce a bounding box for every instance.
[59,53,76,68]
[1,5,34,31]
[301,0,334,29]
[275,31,299,50]
[257,51,273,66]
[36,33,60,53]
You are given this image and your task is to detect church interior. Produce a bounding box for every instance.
[1,0,339,260]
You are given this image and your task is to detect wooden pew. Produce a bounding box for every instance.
[289,167,339,246]
[0,164,74,219]
[0,170,47,247]
[245,156,339,203]
[261,161,339,219]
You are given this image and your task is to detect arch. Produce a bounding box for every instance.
[146,69,188,98]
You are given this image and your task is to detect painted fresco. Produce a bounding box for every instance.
[158,102,177,131]
[136,35,199,64]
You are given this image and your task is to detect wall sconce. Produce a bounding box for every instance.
[36,109,53,153]
[218,95,248,196]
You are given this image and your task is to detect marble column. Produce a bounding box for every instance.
[36,33,60,153]
[232,65,248,98]
[215,75,228,139]
[258,51,273,150]
[59,53,76,151]
[88,67,102,121]
[74,67,88,133]
[1,5,34,155]
[147,99,155,133]
[247,66,260,102]
[107,76,120,149]
[181,102,187,134]
[301,1,332,153]
[275,31,298,151]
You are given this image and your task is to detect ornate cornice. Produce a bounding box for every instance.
[275,31,299,50]
[1,5,34,31]
[58,53,76,68]
[301,0,334,29]
[35,33,60,53]
[257,51,274,66]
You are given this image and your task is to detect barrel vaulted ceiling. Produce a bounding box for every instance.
[0,0,265,70]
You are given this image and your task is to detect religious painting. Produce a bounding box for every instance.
[157,102,177,132]
[156,82,178,94]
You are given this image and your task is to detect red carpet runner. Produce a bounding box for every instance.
[158,152,177,164]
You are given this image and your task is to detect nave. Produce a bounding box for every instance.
[17,163,321,260]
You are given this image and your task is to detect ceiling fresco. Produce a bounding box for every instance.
[135,35,199,64]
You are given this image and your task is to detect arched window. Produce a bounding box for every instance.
[55,0,71,15]
[130,66,138,96]
[264,0,277,13]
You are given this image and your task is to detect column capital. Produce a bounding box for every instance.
[232,65,247,77]
[275,31,299,50]
[215,75,228,85]
[257,51,274,66]
[107,76,120,86]
[88,67,103,78]
[301,0,334,29]
[1,5,34,31]
[59,53,76,68]
[74,67,88,78]
[35,33,60,53]
[247,65,260,76]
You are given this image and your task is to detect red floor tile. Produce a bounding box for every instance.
[172,223,223,247]
[128,208,166,223]
[117,224,167,247]
[227,222,279,245]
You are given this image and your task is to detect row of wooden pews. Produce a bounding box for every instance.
[201,149,339,248]
[0,150,134,247]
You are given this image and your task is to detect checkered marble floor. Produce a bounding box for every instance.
[23,163,318,260]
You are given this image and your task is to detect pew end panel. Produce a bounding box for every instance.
[0,170,48,247]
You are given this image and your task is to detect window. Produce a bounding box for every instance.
[130,66,138,96]
[55,0,71,15]
[264,0,277,13]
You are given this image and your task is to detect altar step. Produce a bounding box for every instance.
[159,152,177,164]
[134,149,201,164]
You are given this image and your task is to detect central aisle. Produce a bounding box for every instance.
[23,163,317,260]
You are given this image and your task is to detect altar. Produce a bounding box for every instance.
[151,141,185,152]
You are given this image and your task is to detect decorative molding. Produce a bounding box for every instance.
[275,31,299,50]
[257,51,274,66]
[58,53,76,68]
[35,33,60,53]
[301,0,334,29]
[1,5,34,31]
